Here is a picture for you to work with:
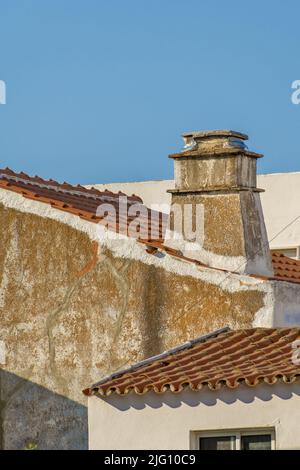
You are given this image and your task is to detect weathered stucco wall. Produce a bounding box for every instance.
[173,155,257,192]
[168,190,272,276]
[0,187,298,449]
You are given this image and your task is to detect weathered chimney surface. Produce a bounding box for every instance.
[165,130,274,276]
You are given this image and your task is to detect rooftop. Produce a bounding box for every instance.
[1,168,300,283]
[0,167,167,242]
[83,327,300,397]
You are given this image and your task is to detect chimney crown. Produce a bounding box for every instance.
[165,128,273,276]
[182,129,248,139]
[170,129,262,160]
[169,129,263,194]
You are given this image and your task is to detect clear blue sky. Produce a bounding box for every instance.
[1,0,300,184]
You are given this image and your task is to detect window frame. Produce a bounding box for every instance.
[190,428,276,450]
[271,246,300,260]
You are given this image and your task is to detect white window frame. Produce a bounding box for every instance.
[190,428,276,450]
[271,246,300,260]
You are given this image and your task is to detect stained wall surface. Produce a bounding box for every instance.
[1,173,300,449]
[0,200,270,449]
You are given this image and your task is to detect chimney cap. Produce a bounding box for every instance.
[182,129,248,141]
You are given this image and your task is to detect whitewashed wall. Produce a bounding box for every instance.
[88,382,300,450]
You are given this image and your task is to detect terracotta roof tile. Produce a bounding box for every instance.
[2,168,300,283]
[83,327,300,397]
[0,168,168,243]
[271,252,300,282]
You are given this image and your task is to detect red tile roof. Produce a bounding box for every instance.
[0,168,168,242]
[1,168,300,283]
[83,327,300,397]
[271,252,300,282]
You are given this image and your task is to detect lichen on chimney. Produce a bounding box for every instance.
[165,130,273,277]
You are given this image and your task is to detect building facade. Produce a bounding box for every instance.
[1,130,300,449]
[86,328,300,450]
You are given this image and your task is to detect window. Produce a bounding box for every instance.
[271,247,300,260]
[199,435,236,450]
[240,434,272,450]
[192,429,275,450]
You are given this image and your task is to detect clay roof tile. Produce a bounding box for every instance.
[84,327,300,397]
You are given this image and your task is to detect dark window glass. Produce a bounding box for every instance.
[241,434,272,450]
[199,436,235,450]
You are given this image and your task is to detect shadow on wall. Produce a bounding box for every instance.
[140,264,165,358]
[0,369,87,450]
[99,383,300,412]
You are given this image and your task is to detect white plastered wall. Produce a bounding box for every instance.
[88,383,300,450]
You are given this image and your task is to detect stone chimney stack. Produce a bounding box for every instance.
[165,130,273,276]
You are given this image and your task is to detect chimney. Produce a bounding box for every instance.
[165,130,273,276]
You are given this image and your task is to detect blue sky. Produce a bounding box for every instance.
[0,0,300,184]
